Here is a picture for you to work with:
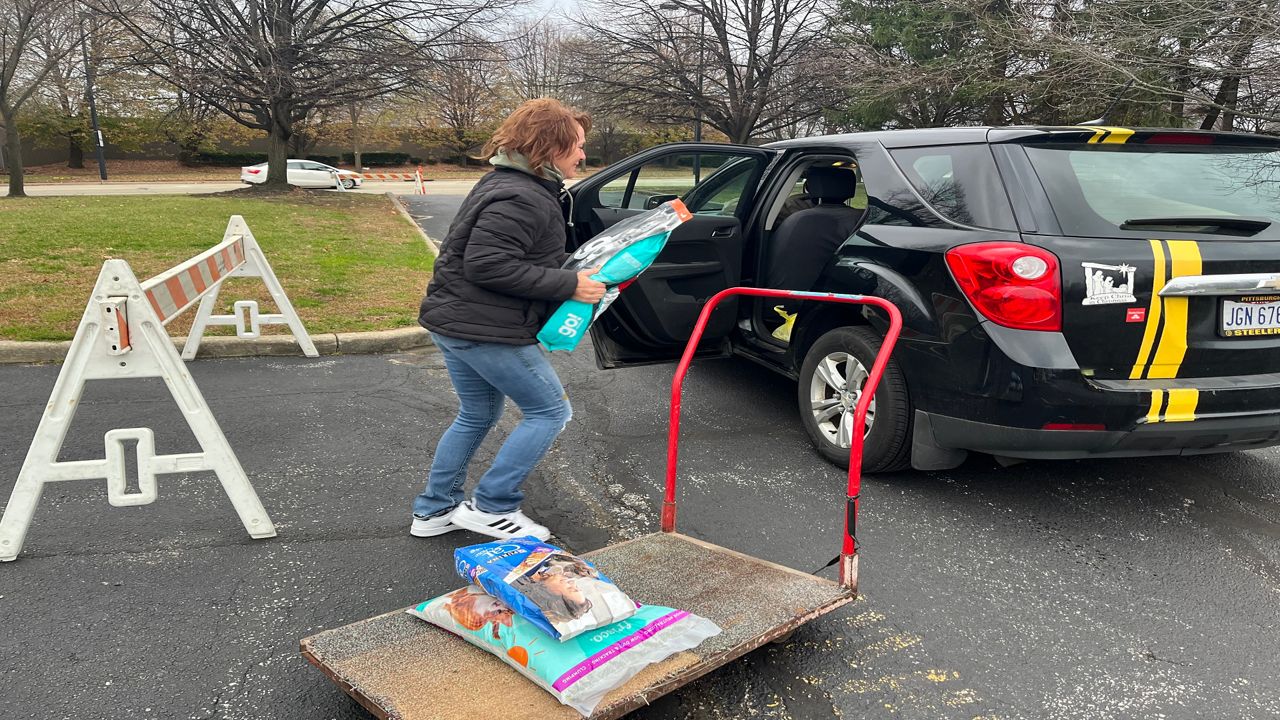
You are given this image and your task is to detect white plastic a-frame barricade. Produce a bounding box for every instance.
[0,222,290,562]
[173,216,318,359]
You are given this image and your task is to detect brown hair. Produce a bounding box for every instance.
[484,98,591,177]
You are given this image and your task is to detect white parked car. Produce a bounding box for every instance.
[240,159,363,189]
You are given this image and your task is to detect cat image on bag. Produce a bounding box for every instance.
[443,587,514,639]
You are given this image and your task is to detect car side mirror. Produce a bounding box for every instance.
[644,193,680,210]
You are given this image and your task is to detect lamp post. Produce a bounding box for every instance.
[76,1,107,181]
[660,1,705,183]
[659,1,705,143]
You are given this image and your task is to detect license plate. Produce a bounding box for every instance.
[1220,295,1280,337]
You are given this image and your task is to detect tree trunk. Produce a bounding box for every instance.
[5,114,26,198]
[1221,75,1240,131]
[1200,75,1239,130]
[1169,92,1185,126]
[265,106,292,188]
[68,136,85,169]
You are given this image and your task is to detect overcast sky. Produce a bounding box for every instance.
[525,0,582,20]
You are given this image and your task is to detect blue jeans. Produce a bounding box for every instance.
[413,332,572,518]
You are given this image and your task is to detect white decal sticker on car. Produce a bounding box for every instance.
[1082,262,1137,305]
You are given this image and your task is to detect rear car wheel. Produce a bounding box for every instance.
[798,327,912,472]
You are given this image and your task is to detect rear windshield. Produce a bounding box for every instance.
[1023,145,1280,238]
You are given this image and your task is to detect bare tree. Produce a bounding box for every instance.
[504,20,580,102]
[413,32,508,164]
[1,0,77,197]
[28,3,140,169]
[98,0,517,188]
[572,0,849,143]
[995,0,1280,129]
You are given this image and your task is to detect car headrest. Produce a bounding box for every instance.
[804,166,858,202]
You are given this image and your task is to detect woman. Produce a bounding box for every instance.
[410,98,604,541]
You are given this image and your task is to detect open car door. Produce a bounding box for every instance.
[569,143,777,368]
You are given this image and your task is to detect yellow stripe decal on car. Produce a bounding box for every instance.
[1083,126,1135,144]
[1130,239,1166,379]
[1146,389,1165,423]
[1148,240,1202,379]
[1163,389,1199,422]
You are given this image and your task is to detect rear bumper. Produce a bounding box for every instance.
[924,410,1280,459]
[907,320,1280,459]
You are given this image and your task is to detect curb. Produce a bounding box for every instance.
[386,192,441,256]
[0,326,433,365]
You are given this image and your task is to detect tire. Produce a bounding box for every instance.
[341,178,356,190]
[797,326,912,473]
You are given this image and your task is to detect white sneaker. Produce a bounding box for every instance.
[450,500,551,541]
[410,509,461,537]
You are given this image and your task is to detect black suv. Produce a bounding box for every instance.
[565,127,1280,472]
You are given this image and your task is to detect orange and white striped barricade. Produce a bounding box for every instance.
[359,171,419,181]
[0,217,301,561]
[176,216,318,360]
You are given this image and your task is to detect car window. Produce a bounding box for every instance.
[684,157,760,215]
[597,152,765,214]
[767,159,867,230]
[1023,144,1280,238]
[287,161,304,170]
[888,145,1017,230]
[304,162,331,171]
[791,166,867,209]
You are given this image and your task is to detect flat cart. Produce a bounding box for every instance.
[301,287,903,719]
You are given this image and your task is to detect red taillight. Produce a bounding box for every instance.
[1143,133,1213,145]
[245,168,261,174]
[945,242,1061,332]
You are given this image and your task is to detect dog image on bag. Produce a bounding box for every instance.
[514,554,595,625]
[521,554,636,629]
[442,586,514,639]
[455,538,640,640]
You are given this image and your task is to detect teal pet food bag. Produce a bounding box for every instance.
[409,585,720,716]
[538,199,693,352]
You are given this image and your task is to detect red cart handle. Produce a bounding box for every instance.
[661,287,903,591]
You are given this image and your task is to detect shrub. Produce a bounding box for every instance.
[179,151,268,167]
[342,151,410,166]
[306,154,342,166]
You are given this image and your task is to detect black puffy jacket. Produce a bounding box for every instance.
[418,167,578,344]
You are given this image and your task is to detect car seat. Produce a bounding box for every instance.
[764,166,864,299]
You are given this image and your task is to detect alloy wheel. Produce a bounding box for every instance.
[808,351,875,448]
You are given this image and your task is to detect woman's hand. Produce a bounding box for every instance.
[573,269,607,303]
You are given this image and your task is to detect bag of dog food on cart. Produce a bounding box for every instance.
[409,586,720,716]
[455,537,636,641]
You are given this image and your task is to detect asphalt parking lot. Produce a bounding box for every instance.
[0,192,1276,719]
[2,347,1278,719]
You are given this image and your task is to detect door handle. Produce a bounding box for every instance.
[710,226,735,238]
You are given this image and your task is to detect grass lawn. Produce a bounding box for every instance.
[0,191,434,341]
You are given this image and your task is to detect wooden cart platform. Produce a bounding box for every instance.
[301,532,854,720]
[302,288,904,720]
